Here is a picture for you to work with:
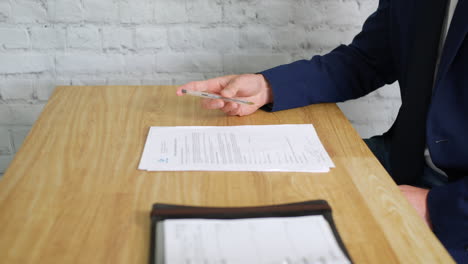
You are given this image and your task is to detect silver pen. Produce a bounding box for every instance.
[181,89,254,105]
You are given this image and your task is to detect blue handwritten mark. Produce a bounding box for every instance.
[158,158,169,163]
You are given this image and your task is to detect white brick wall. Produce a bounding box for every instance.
[0,0,401,177]
[31,26,66,49]
[0,27,30,49]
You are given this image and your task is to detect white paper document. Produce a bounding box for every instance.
[159,215,350,264]
[139,124,334,172]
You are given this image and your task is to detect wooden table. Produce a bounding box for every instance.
[0,86,454,263]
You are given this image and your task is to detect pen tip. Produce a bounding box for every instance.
[181,89,187,94]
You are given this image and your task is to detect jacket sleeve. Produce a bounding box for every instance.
[427,177,468,263]
[260,0,397,111]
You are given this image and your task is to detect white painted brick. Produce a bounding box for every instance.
[124,54,156,74]
[290,51,325,62]
[106,78,141,85]
[171,73,206,86]
[67,26,101,50]
[31,26,66,49]
[11,126,30,152]
[290,1,323,25]
[200,27,238,51]
[203,72,226,80]
[271,27,305,51]
[34,80,57,100]
[154,0,187,23]
[376,83,401,99]
[360,0,379,18]
[0,54,53,74]
[0,28,30,49]
[120,1,153,24]
[0,154,14,174]
[239,26,272,50]
[223,54,291,74]
[0,128,12,155]
[351,122,390,139]
[135,27,167,49]
[302,28,359,49]
[0,79,33,100]
[0,2,11,22]
[56,54,124,74]
[186,0,222,23]
[323,1,363,26]
[0,0,392,141]
[102,27,133,50]
[55,79,72,86]
[168,26,202,51]
[0,105,13,124]
[9,103,45,125]
[155,53,190,72]
[48,0,83,23]
[156,53,222,73]
[71,79,106,86]
[255,1,292,26]
[83,0,119,23]
[338,94,401,125]
[223,2,258,24]
[141,78,172,86]
[114,77,141,86]
[11,0,47,23]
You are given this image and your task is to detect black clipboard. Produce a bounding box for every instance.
[150,200,353,264]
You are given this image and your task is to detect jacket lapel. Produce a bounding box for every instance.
[436,0,468,84]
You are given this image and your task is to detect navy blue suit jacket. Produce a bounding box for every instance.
[260,0,467,262]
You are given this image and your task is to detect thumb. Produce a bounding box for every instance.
[220,83,239,98]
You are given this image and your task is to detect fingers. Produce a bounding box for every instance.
[201,98,225,110]
[221,102,240,115]
[200,99,241,116]
[176,75,237,96]
[176,81,205,96]
[220,82,239,98]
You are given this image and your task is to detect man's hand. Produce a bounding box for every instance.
[398,185,432,228]
[176,74,273,116]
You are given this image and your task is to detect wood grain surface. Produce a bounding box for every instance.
[0,86,454,263]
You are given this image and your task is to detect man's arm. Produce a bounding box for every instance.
[260,0,397,111]
[177,0,396,116]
